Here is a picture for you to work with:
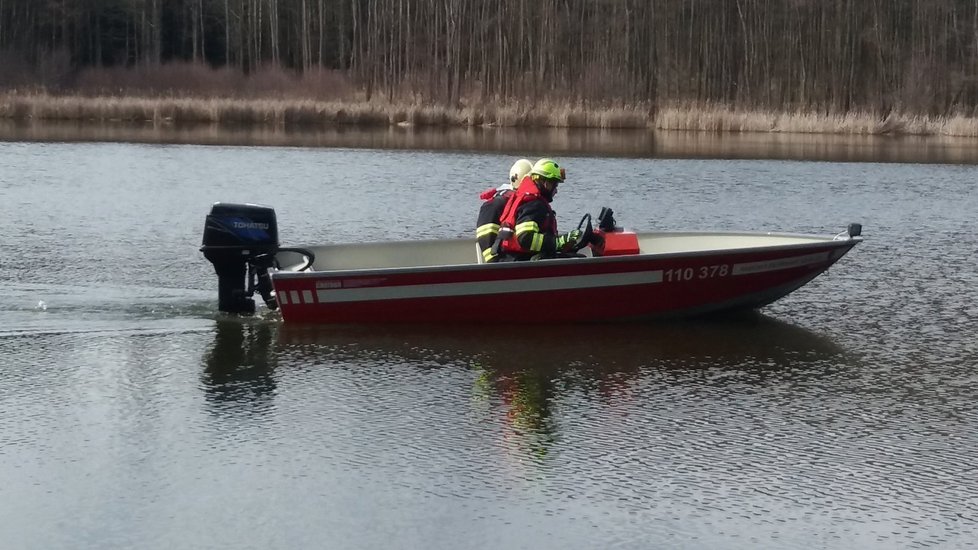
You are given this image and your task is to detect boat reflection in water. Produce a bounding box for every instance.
[274,313,849,459]
[201,318,279,413]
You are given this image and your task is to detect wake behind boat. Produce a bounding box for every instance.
[200,203,862,324]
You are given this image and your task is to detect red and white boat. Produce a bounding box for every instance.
[201,203,862,324]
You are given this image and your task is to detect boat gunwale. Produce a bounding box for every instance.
[272,231,862,281]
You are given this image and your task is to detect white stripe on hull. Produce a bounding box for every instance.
[314,270,664,303]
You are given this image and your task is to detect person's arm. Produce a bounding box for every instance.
[476,199,501,258]
[514,201,558,257]
[477,194,515,262]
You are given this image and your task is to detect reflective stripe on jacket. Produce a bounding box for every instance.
[476,188,513,263]
[498,177,558,259]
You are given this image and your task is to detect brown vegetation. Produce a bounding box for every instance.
[4,88,978,137]
[4,1,978,135]
[0,88,653,129]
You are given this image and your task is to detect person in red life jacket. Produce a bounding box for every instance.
[495,158,582,261]
[476,158,533,263]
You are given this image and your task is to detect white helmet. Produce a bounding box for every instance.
[509,158,533,185]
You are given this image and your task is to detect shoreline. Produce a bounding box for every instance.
[2,92,978,137]
[6,117,978,166]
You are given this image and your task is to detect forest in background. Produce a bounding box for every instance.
[2,0,978,126]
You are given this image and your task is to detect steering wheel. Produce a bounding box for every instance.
[573,213,595,252]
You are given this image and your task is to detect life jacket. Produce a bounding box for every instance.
[479,187,501,201]
[480,178,517,199]
[497,176,557,256]
[476,187,515,262]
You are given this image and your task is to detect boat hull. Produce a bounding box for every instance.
[271,239,859,324]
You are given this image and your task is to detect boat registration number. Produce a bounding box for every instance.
[664,265,729,282]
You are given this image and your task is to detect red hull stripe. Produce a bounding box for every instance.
[732,252,829,276]
[314,269,664,303]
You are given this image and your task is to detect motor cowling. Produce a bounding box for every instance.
[200,202,280,314]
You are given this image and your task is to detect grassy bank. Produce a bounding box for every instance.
[2,91,978,137]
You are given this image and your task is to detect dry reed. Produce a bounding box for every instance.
[656,103,978,137]
[4,91,978,136]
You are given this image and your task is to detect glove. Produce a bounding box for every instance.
[556,229,583,252]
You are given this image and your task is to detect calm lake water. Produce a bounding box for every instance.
[1,125,977,549]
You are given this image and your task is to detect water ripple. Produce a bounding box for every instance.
[3,144,978,549]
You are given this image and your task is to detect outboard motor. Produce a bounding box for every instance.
[200,203,280,315]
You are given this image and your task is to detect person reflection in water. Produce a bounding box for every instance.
[201,320,277,412]
[474,363,557,460]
